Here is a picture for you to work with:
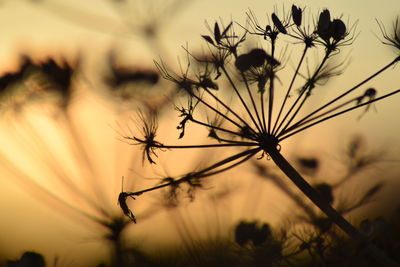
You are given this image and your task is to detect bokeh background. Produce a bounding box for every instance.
[0,0,399,266]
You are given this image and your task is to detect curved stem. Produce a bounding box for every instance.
[268,148,398,267]
[126,147,261,196]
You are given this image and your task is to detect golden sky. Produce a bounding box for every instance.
[0,0,399,266]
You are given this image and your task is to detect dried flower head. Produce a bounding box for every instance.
[120,7,400,265]
[125,110,163,164]
[377,17,400,55]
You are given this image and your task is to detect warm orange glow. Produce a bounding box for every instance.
[0,0,399,266]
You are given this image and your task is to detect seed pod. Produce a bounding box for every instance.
[357,88,377,105]
[364,87,377,98]
[317,9,332,41]
[235,53,252,72]
[214,22,221,44]
[331,19,347,41]
[248,48,267,67]
[201,35,215,45]
[271,13,287,34]
[291,5,302,27]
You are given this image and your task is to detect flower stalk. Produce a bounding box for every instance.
[120,5,400,266]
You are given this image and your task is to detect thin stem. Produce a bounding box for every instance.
[267,39,276,134]
[241,72,265,133]
[189,117,252,140]
[189,89,253,134]
[131,137,258,149]
[202,86,258,136]
[221,66,264,134]
[126,148,261,196]
[281,97,358,136]
[196,149,259,178]
[268,147,397,267]
[279,89,400,141]
[285,56,400,134]
[260,90,266,134]
[272,46,308,135]
[153,142,258,149]
[274,51,331,136]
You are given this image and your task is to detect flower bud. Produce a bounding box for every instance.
[317,9,332,41]
[331,19,346,41]
[364,87,376,98]
[235,53,252,72]
[291,5,302,27]
[235,49,268,71]
[271,13,287,34]
[248,48,267,67]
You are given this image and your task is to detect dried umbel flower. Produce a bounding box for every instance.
[120,6,399,266]
[124,111,163,164]
[377,17,400,54]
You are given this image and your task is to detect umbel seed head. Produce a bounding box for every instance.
[235,48,279,72]
[317,9,347,42]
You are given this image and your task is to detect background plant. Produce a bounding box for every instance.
[0,1,399,266]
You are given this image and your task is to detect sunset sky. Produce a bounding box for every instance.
[0,0,399,266]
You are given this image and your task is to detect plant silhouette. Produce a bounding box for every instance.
[120,5,400,266]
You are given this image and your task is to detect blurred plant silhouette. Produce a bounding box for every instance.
[0,53,154,266]
[22,0,192,57]
[6,251,45,267]
[120,5,400,266]
[0,1,192,266]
